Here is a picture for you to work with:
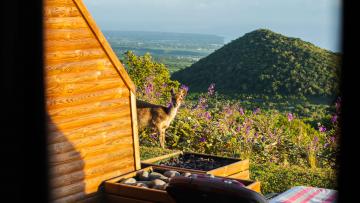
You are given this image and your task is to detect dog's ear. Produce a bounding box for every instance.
[181,88,187,96]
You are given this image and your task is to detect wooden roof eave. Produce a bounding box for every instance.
[73,0,136,94]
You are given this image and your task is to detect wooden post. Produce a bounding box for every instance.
[130,91,141,170]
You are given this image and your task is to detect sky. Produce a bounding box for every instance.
[83,0,342,52]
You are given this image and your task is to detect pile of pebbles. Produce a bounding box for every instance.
[158,154,234,171]
[119,170,195,190]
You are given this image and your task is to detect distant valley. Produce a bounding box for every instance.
[104,30,224,73]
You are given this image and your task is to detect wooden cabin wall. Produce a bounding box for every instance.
[44,0,139,202]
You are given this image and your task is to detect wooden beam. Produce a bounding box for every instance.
[141,151,183,164]
[130,92,141,170]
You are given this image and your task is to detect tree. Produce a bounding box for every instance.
[123,51,180,105]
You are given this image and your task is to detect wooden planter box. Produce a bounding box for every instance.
[103,166,260,203]
[141,151,250,180]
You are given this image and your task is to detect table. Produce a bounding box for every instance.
[269,186,337,203]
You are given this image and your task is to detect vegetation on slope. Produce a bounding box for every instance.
[125,49,339,195]
[172,29,341,98]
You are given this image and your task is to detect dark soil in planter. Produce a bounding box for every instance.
[157,154,236,171]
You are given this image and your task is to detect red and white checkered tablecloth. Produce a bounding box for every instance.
[269,186,337,203]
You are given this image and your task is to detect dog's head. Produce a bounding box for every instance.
[170,86,187,107]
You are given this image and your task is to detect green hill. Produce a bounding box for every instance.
[172,29,341,98]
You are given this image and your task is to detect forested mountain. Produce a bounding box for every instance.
[172,29,341,98]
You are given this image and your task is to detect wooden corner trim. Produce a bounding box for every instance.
[130,92,141,170]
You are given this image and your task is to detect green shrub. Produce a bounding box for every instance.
[140,146,179,161]
[250,162,337,194]
[124,51,180,105]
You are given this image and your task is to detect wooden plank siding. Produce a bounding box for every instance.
[44,0,139,202]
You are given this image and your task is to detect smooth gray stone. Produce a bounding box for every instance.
[135,182,149,188]
[183,172,192,177]
[164,170,180,178]
[138,171,150,181]
[152,183,168,190]
[152,179,166,187]
[149,172,169,181]
[120,178,137,184]
[207,174,215,178]
[136,180,152,186]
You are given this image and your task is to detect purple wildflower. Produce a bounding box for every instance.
[249,119,254,125]
[311,136,319,151]
[245,126,251,135]
[253,108,261,115]
[254,132,259,138]
[330,136,335,143]
[145,83,153,94]
[331,115,338,123]
[313,136,319,143]
[204,111,212,120]
[261,136,266,142]
[324,143,329,148]
[180,84,189,92]
[319,126,327,132]
[150,134,157,140]
[197,97,207,109]
[239,107,245,115]
[208,83,216,96]
[200,137,206,142]
[287,113,294,122]
[269,132,274,139]
[236,126,242,132]
[167,102,173,108]
[223,105,233,115]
